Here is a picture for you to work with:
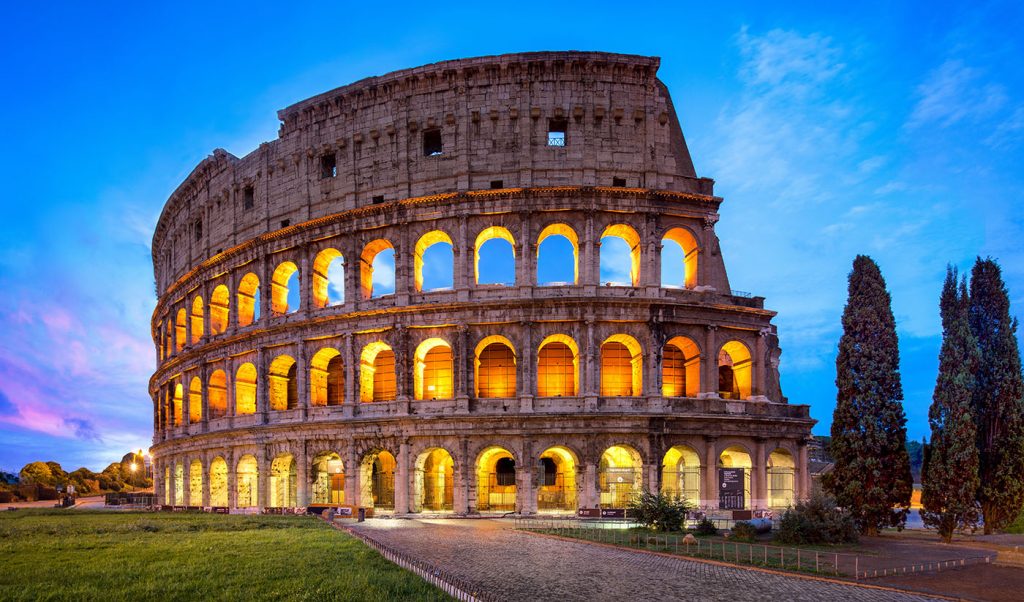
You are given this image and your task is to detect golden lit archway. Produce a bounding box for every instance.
[538,446,577,512]
[237,273,260,327]
[360,450,396,510]
[719,340,752,399]
[600,334,642,396]
[599,445,642,507]
[309,347,344,406]
[474,226,516,285]
[172,382,183,426]
[414,230,454,293]
[188,376,202,423]
[600,224,641,286]
[189,459,203,505]
[477,446,516,512]
[537,223,579,285]
[360,239,394,299]
[175,309,186,353]
[235,362,257,415]
[312,248,344,308]
[474,335,516,398]
[269,454,297,508]
[414,338,453,400]
[236,455,259,508]
[209,457,228,507]
[268,355,297,411]
[413,447,454,512]
[360,341,395,402]
[209,285,230,334]
[719,446,753,510]
[208,369,227,419]
[271,261,299,315]
[190,296,204,344]
[768,448,796,508]
[661,445,701,503]
[173,462,184,505]
[662,227,699,289]
[537,334,579,397]
[311,452,345,505]
[662,336,700,397]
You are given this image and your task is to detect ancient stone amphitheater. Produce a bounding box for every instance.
[150,51,814,516]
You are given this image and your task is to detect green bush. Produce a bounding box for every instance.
[775,490,858,545]
[731,521,758,542]
[627,489,692,532]
[693,518,718,536]
[1004,507,1024,534]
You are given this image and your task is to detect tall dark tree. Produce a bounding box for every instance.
[969,258,1024,533]
[824,255,913,535]
[922,268,980,542]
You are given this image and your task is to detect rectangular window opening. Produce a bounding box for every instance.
[243,186,255,210]
[490,180,504,189]
[193,220,202,242]
[280,219,290,228]
[320,153,337,179]
[372,195,385,204]
[612,177,626,187]
[423,129,443,156]
[547,119,567,147]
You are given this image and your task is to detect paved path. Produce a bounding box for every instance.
[349,519,944,602]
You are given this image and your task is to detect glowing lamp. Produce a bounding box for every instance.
[327,460,344,474]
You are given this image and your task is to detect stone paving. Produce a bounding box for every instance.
[349,518,944,602]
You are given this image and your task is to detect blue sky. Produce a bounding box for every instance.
[1,1,1022,472]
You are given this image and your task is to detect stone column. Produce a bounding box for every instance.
[456,438,471,514]
[395,441,411,514]
[797,440,810,500]
[295,443,309,507]
[344,242,359,307]
[259,256,271,326]
[202,454,211,507]
[518,439,536,515]
[256,348,268,423]
[754,438,767,509]
[704,437,718,510]
[296,339,308,420]
[455,216,470,301]
[257,446,269,509]
[582,215,596,292]
[394,326,410,406]
[754,329,767,398]
[583,461,598,508]
[345,445,358,507]
[702,325,718,397]
[517,212,533,289]
[395,227,410,306]
[583,320,597,406]
[519,321,534,411]
[455,326,470,413]
[200,364,209,433]
[298,245,311,318]
[226,360,236,419]
[343,333,356,417]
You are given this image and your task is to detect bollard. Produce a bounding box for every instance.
[358,507,366,522]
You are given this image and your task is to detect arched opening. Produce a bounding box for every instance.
[414,230,454,292]
[360,239,395,299]
[661,445,701,503]
[360,450,396,511]
[413,448,454,512]
[271,261,299,315]
[600,224,641,286]
[477,447,516,512]
[208,369,228,419]
[209,285,230,334]
[236,455,259,508]
[538,446,577,512]
[190,296,204,344]
[311,452,345,505]
[174,462,184,505]
[662,227,699,289]
[312,248,346,308]
[209,457,228,507]
[188,376,202,423]
[237,273,260,327]
[537,224,579,285]
[599,445,642,508]
[172,382,183,427]
[474,336,516,398]
[268,355,297,411]
[309,347,344,407]
[269,454,297,508]
[359,342,396,402]
[768,448,796,509]
[718,446,752,510]
[719,341,752,399]
[234,362,257,415]
[537,335,579,397]
[189,459,203,505]
[164,320,172,359]
[414,338,453,400]
[600,334,642,396]
[475,226,516,286]
[662,336,700,397]
[175,309,186,353]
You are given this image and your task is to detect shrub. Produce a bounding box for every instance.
[775,490,858,545]
[627,489,691,532]
[693,518,718,536]
[731,521,758,542]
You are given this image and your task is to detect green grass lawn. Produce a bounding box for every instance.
[0,510,451,601]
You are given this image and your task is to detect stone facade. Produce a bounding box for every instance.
[149,51,814,515]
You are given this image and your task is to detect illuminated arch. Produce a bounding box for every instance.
[173,462,184,505]
[237,272,260,327]
[599,445,643,507]
[768,448,796,508]
[414,338,453,400]
[537,334,579,397]
[600,224,641,286]
[268,355,297,411]
[537,223,579,285]
[312,248,345,309]
[269,454,297,508]
[309,347,344,407]
[208,369,227,419]
[360,239,395,299]
[360,450,396,510]
[719,340,752,399]
[209,457,228,507]
[538,446,577,512]
[718,445,753,510]
[474,335,516,398]
[234,362,257,415]
[662,336,700,398]
[271,261,299,315]
[175,309,186,353]
[190,296,204,343]
[172,382,183,426]
[189,459,203,505]
[474,226,516,285]
[188,376,202,423]
[413,447,455,512]
[476,446,516,512]
[209,285,230,334]
[600,334,643,396]
[311,452,345,505]
[414,230,454,293]
[662,227,699,289]
[360,341,395,402]
[661,445,701,502]
[235,454,259,508]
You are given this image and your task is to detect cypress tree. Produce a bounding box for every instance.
[968,258,1024,533]
[921,268,980,542]
[824,255,913,535]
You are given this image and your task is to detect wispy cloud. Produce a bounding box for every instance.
[906,59,1007,130]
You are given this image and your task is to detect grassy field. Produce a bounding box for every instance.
[0,510,451,601]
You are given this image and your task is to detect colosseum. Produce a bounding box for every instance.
[149,51,814,517]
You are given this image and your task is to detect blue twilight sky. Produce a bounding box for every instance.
[1,1,1022,472]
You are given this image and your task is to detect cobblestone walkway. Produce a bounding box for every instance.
[349,519,944,602]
